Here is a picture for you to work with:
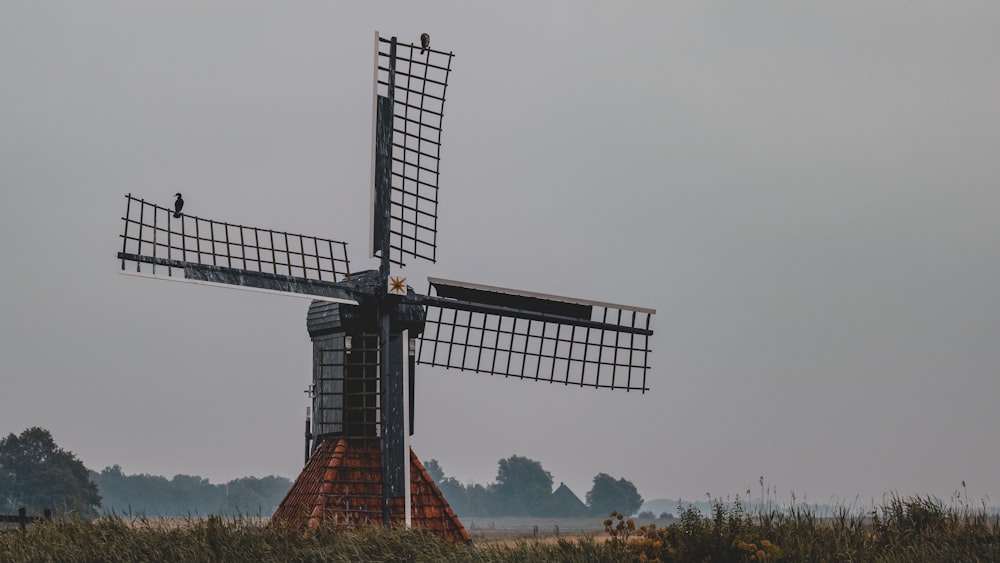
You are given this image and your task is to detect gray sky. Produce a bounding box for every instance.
[2,2,999,508]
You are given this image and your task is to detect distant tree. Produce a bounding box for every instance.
[93,468,222,516]
[93,467,290,516]
[89,465,130,513]
[586,473,643,516]
[170,474,225,514]
[462,482,494,517]
[491,455,553,516]
[222,475,292,515]
[421,459,481,517]
[423,459,445,484]
[92,466,175,515]
[0,427,101,517]
[435,475,469,515]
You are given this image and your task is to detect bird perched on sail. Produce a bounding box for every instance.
[173,193,184,218]
[420,33,430,54]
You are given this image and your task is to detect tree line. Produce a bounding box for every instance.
[92,466,291,517]
[424,455,643,518]
[2,427,643,518]
[0,428,290,517]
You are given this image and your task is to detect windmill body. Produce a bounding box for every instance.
[116,33,654,541]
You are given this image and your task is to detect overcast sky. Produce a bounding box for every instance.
[2,2,998,509]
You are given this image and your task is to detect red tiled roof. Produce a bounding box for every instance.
[272,437,470,543]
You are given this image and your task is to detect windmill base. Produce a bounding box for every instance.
[271,437,470,544]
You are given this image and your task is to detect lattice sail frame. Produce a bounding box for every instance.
[370,32,455,267]
[118,194,352,288]
[417,278,654,392]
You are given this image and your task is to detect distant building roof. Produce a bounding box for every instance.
[549,482,589,517]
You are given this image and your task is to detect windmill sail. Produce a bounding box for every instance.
[370,33,455,267]
[417,278,654,392]
[117,194,356,304]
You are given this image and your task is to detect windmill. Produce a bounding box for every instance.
[116,33,654,541]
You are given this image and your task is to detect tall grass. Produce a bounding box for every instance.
[0,514,625,563]
[0,515,466,563]
[623,494,1000,561]
[1,496,997,562]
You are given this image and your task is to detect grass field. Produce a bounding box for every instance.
[1,496,998,561]
[462,515,676,543]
